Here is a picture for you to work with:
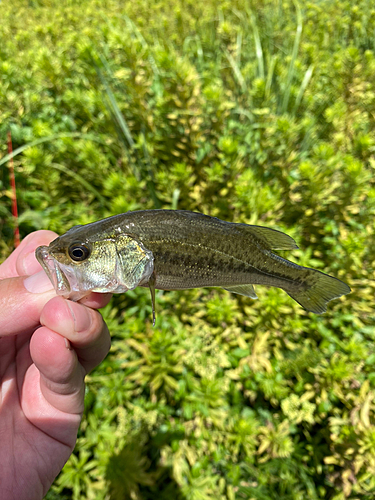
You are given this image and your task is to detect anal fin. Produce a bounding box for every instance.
[223,284,258,299]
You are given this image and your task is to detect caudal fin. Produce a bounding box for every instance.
[287,272,351,314]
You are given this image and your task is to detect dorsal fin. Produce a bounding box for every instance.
[238,224,298,250]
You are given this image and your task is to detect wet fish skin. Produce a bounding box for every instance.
[35,210,351,321]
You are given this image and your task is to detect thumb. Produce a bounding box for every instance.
[0,230,58,279]
[0,271,56,337]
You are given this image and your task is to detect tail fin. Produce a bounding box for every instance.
[287,271,351,314]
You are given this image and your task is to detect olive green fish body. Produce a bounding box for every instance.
[36,210,351,321]
[135,224,301,292]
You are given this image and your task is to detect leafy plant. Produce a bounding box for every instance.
[2,0,375,498]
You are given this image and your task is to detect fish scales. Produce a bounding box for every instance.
[138,239,299,291]
[99,211,310,291]
[35,210,351,324]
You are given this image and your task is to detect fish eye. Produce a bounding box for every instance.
[68,243,91,262]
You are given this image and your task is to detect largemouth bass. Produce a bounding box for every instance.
[36,210,350,324]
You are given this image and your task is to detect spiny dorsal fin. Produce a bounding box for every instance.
[238,224,298,250]
[223,284,258,299]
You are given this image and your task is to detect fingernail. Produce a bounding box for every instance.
[64,338,72,350]
[66,300,92,333]
[21,251,42,275]
[24,271,55,294]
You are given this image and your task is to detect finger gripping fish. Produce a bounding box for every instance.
[35,210,350,324]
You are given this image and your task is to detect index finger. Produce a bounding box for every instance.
[0,230,59,279]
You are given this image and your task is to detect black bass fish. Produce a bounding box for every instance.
[36,210,350,324]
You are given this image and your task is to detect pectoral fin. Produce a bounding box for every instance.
[115,236,154,290]
[223,284,258,299]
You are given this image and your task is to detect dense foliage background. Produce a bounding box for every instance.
[1,0,374,498]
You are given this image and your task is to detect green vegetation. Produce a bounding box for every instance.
[1,0,374,498]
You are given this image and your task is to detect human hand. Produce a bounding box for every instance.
[0,231,112,500]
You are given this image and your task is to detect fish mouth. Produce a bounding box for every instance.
[35,246,71,296]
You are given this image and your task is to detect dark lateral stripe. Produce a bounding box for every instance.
[147,238,311,289]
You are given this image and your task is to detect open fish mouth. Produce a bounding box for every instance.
[35,245,72,296]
